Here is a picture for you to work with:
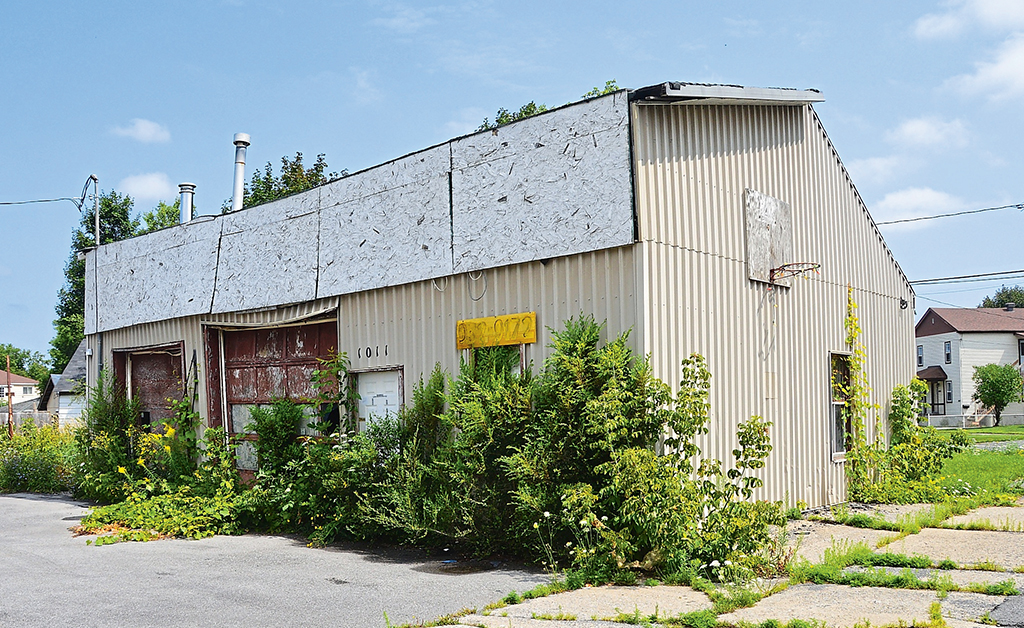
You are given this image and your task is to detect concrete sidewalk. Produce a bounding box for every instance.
[440,501,1024,627]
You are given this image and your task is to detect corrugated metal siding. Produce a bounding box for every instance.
[632,102,915,507]
[90,246,641,423]
[338,245,642,386]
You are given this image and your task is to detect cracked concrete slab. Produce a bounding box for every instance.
[944,506,1024,532]
[456,585,711,627]
[718,583,1001,628]
[886,528,1024,570]
[846,564,1024,590]
[787,520,896,563]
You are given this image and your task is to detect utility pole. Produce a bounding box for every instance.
[6,355,13,438]
[91,174,99,246]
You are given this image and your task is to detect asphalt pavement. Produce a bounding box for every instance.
[0,493,548,628]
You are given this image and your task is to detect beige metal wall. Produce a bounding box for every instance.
[631,102,916,507]
[90,246,642,425]
[337,245,641,386]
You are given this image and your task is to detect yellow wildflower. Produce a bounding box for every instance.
[165,426,176,438]
[164,445,172,453]
[117,466,126,474]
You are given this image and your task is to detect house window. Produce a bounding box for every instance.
[0,387,5,396]
[944,341,951,364]
[945,380,953,404]
[830,354,852,456]
[23,387,32,395]
[917,345,924,368]
[1019,339,1024,362]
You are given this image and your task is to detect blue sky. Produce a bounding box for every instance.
[2,1,1023,355]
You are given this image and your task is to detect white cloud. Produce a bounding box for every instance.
[846,155,909,185]
[885,116,969,149]
[724,18,761,37]
[112,118,171,143]
[948,33,1024,99]
[914,0,1024,39]
[872,187,966,230]
[441,107,489,137]
[371,5,436,34]
[118,172,175,202]
[351,67,382,105]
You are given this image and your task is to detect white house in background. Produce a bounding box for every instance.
[37,340,87,427]
[916,305,1024,426]
[0,369,40,406]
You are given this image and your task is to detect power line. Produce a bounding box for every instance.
[876,202,1023,226]
[0,197,79,206]
[1,178,95,211]
[911,268,1024,286]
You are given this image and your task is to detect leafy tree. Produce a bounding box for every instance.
[0,344,50,384]
[476,80,620,132]
[581,79,620,99]
[139,199,181,234]
[973,363,1024,426]
[478,101,549,131]
[231,152,342,210]
[50,191,138,373]
[980,285,1024,308]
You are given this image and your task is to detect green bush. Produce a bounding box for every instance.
[849,380,970,503]
[0,420,77,493]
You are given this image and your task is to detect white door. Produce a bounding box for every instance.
[357,369,402,431]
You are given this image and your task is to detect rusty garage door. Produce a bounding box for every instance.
[113,343,185,428]
[206,320,338,470]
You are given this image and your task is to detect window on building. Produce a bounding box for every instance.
[0,387,5,396]
[917,345,924,368]
[944,341,951,364]
[1019,339,1024,362]
[945,380,953,404]
[831,354,851,456]
[23,387,32,395]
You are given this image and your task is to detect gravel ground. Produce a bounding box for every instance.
[974,440,1024,451]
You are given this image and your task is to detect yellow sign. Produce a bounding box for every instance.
[456,312,537,350]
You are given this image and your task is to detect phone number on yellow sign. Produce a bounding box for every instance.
[456,312,537,350]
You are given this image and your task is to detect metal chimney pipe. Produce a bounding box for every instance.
[178,183,196,224]
[230,133,251,212]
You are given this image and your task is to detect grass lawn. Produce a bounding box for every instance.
[937,448,1024,496]
[937,424,1024,443]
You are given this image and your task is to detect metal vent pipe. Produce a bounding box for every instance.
[230,132,251,212]
[178,183,196,224]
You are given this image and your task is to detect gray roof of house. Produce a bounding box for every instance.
[37,339,88,410]
[55,340,87,394]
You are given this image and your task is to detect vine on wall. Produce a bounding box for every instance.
[843,285,881,493]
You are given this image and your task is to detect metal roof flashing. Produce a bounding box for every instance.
[631,82,824,105]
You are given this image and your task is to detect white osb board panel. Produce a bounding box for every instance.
[90,219,222,333]
[744,188,793,285]
[450,92,634,273]
[317,144,453,296]
[211,198,320,314]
